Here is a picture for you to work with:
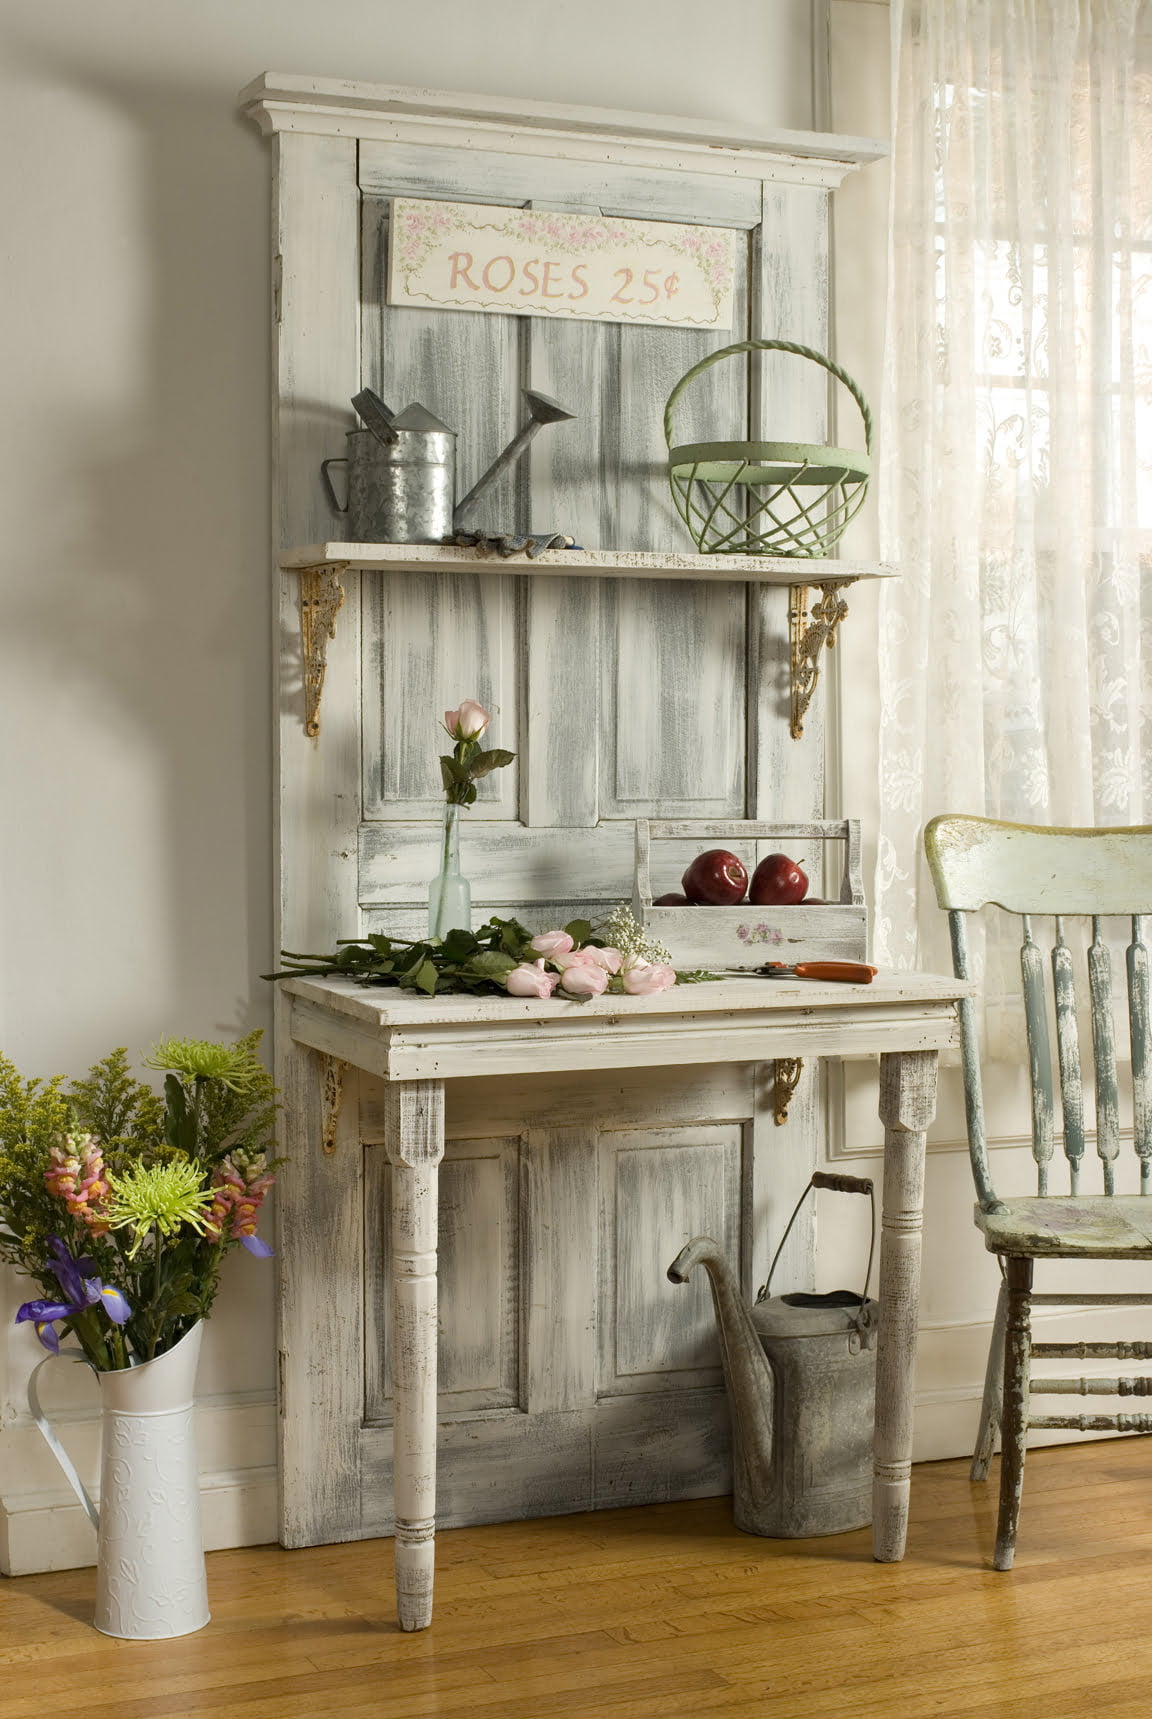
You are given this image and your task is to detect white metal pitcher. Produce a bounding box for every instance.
[29,1321,210,1639]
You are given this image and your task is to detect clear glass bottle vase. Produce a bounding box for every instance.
[428,801,472,938]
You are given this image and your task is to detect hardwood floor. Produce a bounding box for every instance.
[5,1442,1152,1718]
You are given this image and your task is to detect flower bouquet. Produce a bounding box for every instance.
[0,1033,279,1369]
[271,907,710,1000]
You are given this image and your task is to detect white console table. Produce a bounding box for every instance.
[282,969,969,1631]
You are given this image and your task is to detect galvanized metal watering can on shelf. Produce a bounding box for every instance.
[668,1171,878,1539]
[320,386,576,545]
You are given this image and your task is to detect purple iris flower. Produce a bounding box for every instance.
[239,1234,273,1258]
[15,1237,131,1353]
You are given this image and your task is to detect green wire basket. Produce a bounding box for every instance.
[665,339,872,558]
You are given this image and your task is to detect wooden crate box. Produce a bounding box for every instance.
[633,819,868,970]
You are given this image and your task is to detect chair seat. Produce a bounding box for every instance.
[976,1196,1152,1258]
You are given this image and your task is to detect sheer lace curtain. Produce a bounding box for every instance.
[876,0,1152,1041]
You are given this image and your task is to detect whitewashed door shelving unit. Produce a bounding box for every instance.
[245,74,887,1548]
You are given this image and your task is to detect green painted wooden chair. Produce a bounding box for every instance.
[924,815,1152,1569]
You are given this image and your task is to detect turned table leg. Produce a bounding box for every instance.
[383,1079,446,1631]
[873,1049,938,1562]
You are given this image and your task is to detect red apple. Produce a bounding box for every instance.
[681,849,748,905]
[653,892,690,906]
[749,853,808,905]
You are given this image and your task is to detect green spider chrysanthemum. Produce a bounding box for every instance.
[105,1161,214,1255]
[143,1037,263,1094]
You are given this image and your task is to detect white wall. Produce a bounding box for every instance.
[0,0,818,1572]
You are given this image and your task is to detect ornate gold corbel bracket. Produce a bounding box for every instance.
[773,1056,804,1125]
[320,1055,348,1156]
[300,564,347,738]
[789,580,851,740]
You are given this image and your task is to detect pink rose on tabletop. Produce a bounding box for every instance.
[505,960,559,999]
[443,701,490,741]
[621,959,678,996]
[551,948,597,971]
[529,929,575,957]
[581,946,623,974]
[558,963,610,998]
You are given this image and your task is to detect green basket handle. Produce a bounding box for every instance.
[663,338,873,458]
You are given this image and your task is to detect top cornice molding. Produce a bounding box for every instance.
[240,72,888,188]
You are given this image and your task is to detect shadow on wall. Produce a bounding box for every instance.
[0,36,275,1063]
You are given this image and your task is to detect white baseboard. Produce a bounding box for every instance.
[0,1465,278,1576]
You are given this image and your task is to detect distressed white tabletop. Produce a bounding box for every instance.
[283,971,968,1081]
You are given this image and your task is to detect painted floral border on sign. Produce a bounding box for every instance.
[388,198,737,330]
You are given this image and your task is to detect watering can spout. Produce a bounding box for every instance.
[453,388,576,529]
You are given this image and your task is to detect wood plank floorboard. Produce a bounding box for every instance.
[4,1442,1152,1718]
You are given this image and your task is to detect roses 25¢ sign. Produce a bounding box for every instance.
[387,198,737,331]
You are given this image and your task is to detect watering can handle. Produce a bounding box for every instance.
[28,1352,100,1530]
[757,1170,877,1319]
[662,338,873,456]
[811,1171,874,1196]
[320,458,349,514]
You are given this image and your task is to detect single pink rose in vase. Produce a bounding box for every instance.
[443,701,490,741]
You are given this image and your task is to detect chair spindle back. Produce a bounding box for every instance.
[925,818,1152,1208]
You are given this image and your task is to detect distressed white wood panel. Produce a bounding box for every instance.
[748,183,832,824]
[600,1125,742,1394]
[524,1125,599,1414]
[748,1057,820,1302]
[360,1061,758,1140]
[358,140,765,229]
[521,280,605,829]
[277,1042,363,1547]
[274,131,362,954]
[364,1135,521,1417]
[360,195,524,529]
[357,1387,731,1534]
[601,578,746,817]
[360,570,519,820]
[624,253,753,555]
[358,819,766,906]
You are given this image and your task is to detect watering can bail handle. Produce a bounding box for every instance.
[757,1169,877,1325]
[27,1351,100,1530]
[662,338,873,455]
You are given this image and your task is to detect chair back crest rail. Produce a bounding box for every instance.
[924,816,1152,1211]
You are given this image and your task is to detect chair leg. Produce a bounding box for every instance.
[994,1254,1033,1571]
[971,1271,1007,1482]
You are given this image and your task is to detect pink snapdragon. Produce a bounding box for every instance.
[620,958,677,996]
[529,929,574,957]
[45,1133,111,1234]
[505,960,559,999]
[203,1150,275,1257]
[443,700,490,741]
[558,963,610,998]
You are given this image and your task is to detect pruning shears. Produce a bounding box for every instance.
[756,960,878,984]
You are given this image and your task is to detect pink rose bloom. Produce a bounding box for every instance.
[505,960,559,999]
[550,948,596,971]
[582,946,623,974]
[621,959,677,996]
[558,963,610,998]
[444,700,490,740]
[530,930,575,956]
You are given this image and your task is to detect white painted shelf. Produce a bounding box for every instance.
[279,540,897,584]
[286,543,895,739]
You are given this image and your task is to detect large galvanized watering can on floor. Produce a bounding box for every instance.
[668,1171,878,1539]
[320,385,576,544]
